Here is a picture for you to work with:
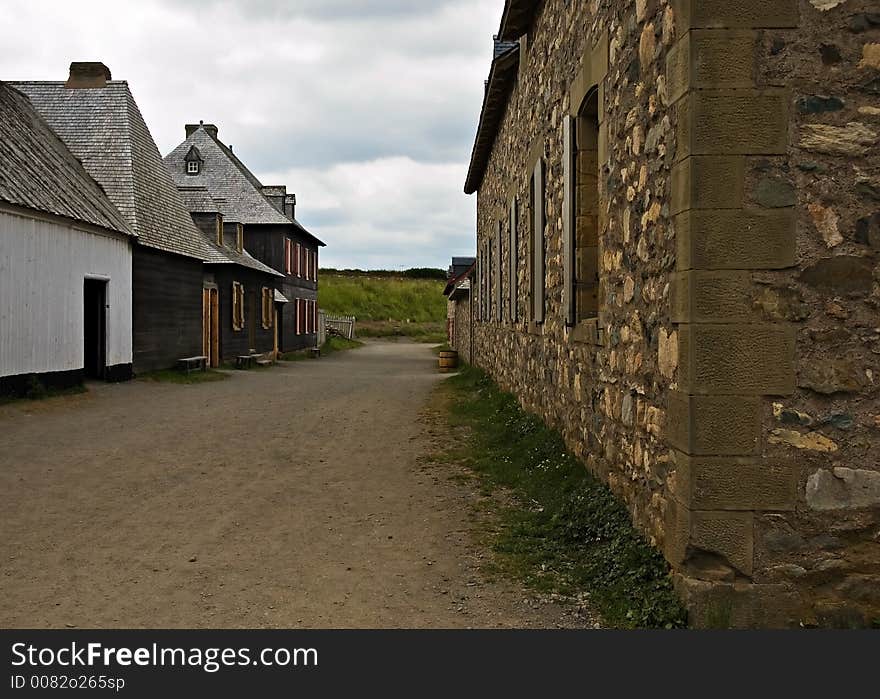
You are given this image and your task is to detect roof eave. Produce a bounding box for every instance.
[498,0,540,42]
[464,45,520,195]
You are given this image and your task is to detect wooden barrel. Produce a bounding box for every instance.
[438,350,458,372]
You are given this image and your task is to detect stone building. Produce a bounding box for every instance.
[464,0,880,627]
[444,258,475,363]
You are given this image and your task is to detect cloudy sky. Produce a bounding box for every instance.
[0,0,504,269]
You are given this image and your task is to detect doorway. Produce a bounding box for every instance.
[203,287,219,368]
[83,279,107,380]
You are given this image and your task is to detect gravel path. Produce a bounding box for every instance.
[0,341,593,629]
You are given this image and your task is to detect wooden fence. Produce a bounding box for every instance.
[320,312,356,341]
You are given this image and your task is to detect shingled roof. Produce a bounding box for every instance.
[464,41,520,194]
[13,77,212,260]
[165,124,325,246]
[0,81,131,236]
[175,185,282,277]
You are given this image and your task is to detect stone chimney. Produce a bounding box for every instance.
[185,121,219,139]
[66,62,111,88]
[284,193,297,220]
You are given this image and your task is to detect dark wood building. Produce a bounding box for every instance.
[181,187,284,365]
[15,63,216,374]
[165,123,325,353]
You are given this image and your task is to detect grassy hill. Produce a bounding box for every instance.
[318,269,448,343]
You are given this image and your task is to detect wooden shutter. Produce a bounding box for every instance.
[533,158,545,324]
[563,114,575,326]
[495,221,502,322]
[509,197,518,323]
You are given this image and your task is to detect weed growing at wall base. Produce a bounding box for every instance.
[439,366,687,629]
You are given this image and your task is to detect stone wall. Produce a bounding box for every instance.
[451,292,474,364]
[469,0,879,627]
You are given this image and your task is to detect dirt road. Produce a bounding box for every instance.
[0,341,590,629]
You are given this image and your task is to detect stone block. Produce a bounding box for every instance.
[674,575,804,629]
[678,324,796,395]
[667,391,762,455]
[666,30,757,104]
[671,270,753,323]
[673,452,797,511]
[665,503,755,576]
[675,90,791,160]
[670,0,799,38]
[806,468,880,511]
[675,209,796,270]
[671,156,745,215]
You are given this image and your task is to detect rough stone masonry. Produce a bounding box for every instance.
[463,0,880,627]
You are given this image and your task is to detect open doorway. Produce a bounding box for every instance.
[83,279,107,380]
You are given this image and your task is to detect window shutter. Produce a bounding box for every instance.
[509,197,518,323]
[495,221,502,322]
[533,159,545,324]
[563,114,575,326]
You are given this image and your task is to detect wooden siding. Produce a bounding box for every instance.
[213,267,276,360]
[132,245,203,373]
[0,209,132,378]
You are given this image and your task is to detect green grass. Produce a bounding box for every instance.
[137,369,229,384]
[321,336,364,356]
[318,273,447,324]
[438,365,687,629]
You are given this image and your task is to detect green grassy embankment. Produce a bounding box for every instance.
[318,269,448,344]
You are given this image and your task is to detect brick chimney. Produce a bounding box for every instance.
[284,193,296,220]
[185,121,219,139]
[66,62,111,88]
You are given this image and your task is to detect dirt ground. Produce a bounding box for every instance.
[0,340,595,629]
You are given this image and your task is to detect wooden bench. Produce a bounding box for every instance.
[177,356,207,374]
[236,354,258,370]
[309,348,321,359]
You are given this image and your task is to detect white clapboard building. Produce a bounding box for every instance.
[0,80,135,395]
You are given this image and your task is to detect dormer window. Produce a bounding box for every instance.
[236,224,244,253]
[184,145,204,176]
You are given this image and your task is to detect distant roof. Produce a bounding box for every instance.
[165,125,326,247]
[12,79,212,260]
[0,81,131,236]
[464,42,520,194]
[443,261,475,296]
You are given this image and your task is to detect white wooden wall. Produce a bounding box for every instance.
[0,209,133,377]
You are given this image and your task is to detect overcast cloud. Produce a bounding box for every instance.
[1,0,504,269]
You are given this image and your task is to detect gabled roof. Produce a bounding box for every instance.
[165,125,326,247]
[464,41,520,194]
[167,126,326,246]
[0,81,131,236]
[184,145,203,163]
[12,80,212,260]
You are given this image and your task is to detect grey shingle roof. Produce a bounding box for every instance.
[12,80,213,260]
[176,185,281,277]
[165,125,326,246]
[165,126,293,226]
[0,81,131,236]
